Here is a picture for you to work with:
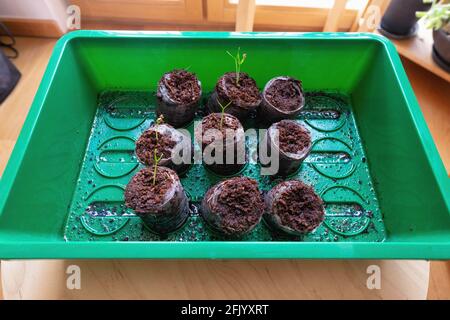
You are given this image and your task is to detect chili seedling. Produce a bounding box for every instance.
[152,148,164,186]
[154,114,164,142]
[217,98,232,130]
[226,47,247,86]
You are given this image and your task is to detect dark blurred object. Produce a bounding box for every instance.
[379,0,432,39]
[0,22,21,104]
[433,28,450,72]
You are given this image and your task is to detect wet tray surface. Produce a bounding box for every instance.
[64,90,386,242]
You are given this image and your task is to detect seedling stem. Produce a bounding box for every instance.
[226,47,247,86]
[217,99,232,130]
[152,148,164,185]
[154,114,164,142]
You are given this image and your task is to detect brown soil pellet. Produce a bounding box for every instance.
[135,129,176,165]
[265,78,302,111]
[200,113,241,146]
[217,72,260,107]
[272,180,324,233]
[124,167,173,213]
[206,177,263,235]
[159,69,201,105]
[276,120,311,154]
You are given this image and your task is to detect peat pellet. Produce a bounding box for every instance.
[200,177,264,238]
[125,167,189,234]
[264,180,324,236]
[135,123,193,175]
[208,72,261,121]
[261,119,311,176]
[195,113,246,176]
[259,76,304,123]
[156,69,202,127]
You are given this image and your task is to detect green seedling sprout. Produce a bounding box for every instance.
[152,148,164,186]
[151,114,165,185]
[216,99,232,130]
[154,114,164,142]
[226,47,247,86]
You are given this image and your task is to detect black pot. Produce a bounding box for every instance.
[124,167,189,234]
[135,123,193,175]
[432,28,450,72]
[264,180,324,236]
[200,177,264,238]
[195,113,247,176]
[156,70,202,127]
[259,76,305,123]
[208,72,261,121]
[380,0,431,38]
[260,120,311,177]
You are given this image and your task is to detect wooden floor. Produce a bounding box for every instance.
[0,37,448,300]
[0,37,56,173]
[401,58,450,173]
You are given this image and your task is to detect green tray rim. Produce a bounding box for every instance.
[0,31,449,259]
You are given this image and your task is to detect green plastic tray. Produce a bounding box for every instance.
[0,31,449,259]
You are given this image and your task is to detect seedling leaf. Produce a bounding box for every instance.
[217,99,232,130]
[226,47,247,86]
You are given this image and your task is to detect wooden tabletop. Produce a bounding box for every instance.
[376,23,450,84]
[0,37,448,300]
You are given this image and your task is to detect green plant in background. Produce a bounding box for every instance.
[216,98,232,130]
[152,149,163,185]
[226,47,247,86]
[417,0,450,32]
